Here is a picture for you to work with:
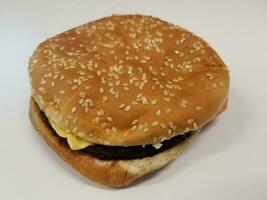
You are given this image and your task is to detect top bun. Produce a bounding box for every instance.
[29,15,229,146]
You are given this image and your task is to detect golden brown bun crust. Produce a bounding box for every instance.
[29,98,198,187]
[29,15,229,146]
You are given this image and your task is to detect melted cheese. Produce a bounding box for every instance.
[48,118,92,150]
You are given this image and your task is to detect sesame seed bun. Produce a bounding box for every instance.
[29,14,229,147]
[29,97,199,187]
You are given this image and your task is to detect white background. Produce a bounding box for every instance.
[0,0,267,199]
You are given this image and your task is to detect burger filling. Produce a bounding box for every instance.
[40,111,192,160]
[48,117,93,150]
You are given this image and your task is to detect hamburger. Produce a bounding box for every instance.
[28,15,230,187]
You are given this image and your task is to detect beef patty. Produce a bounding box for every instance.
[40,110,192,160]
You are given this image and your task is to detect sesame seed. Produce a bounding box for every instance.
[71,85,78,90]
[71,107,77,113]
[123,87,129,91]
[124,105,131,112]
[38,87,45,92]
[131,119,139,125]
[77,132,85,137]
[123,132,129,137]
[119,104,125,109]
[132,101,139,105]
[166,108,172,113]
[163,97,170,102]
[97,109,104,117]
[206,73,214,79]
[163,90,169,96]
[143,55,151,60]
[99,87,104,93]
[73,127,78,133]
[97,70,102,76]
[131,125,137,131]
[111,127,117,132]
[168,121,175,129]
[195,106,203,110]
[137,124,144,131]
[114,92,119,98]
[109,87,114,93]
[100,122,107,128]
[187,119,194,124]
[151,99,158,104]
[152,121,159,127]
[160,123,166,128]
[184,127,191,132]
[160,137,167,142]
[32,59,39,64]
[40,79,47,85]
[93,117,100,125]
[141,96,148,104]
[219,82,224,87]
[105,128,111,134]
[179,100,188,107]
[144,122,148,127]
[79,92,86,98]
[143,128,149,133]
[193,57,201,63]
[156,31,163,36]
[115,80,120,85]
[107,116,113,122]
[54,110,59,116]
[156,110,161,116]
[137,93,143,98]
[72,117,78,124]
[102,96,108,102]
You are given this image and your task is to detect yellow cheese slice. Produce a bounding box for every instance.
[48,118,92,150]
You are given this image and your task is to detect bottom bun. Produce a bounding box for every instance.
[29,97,199,188]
